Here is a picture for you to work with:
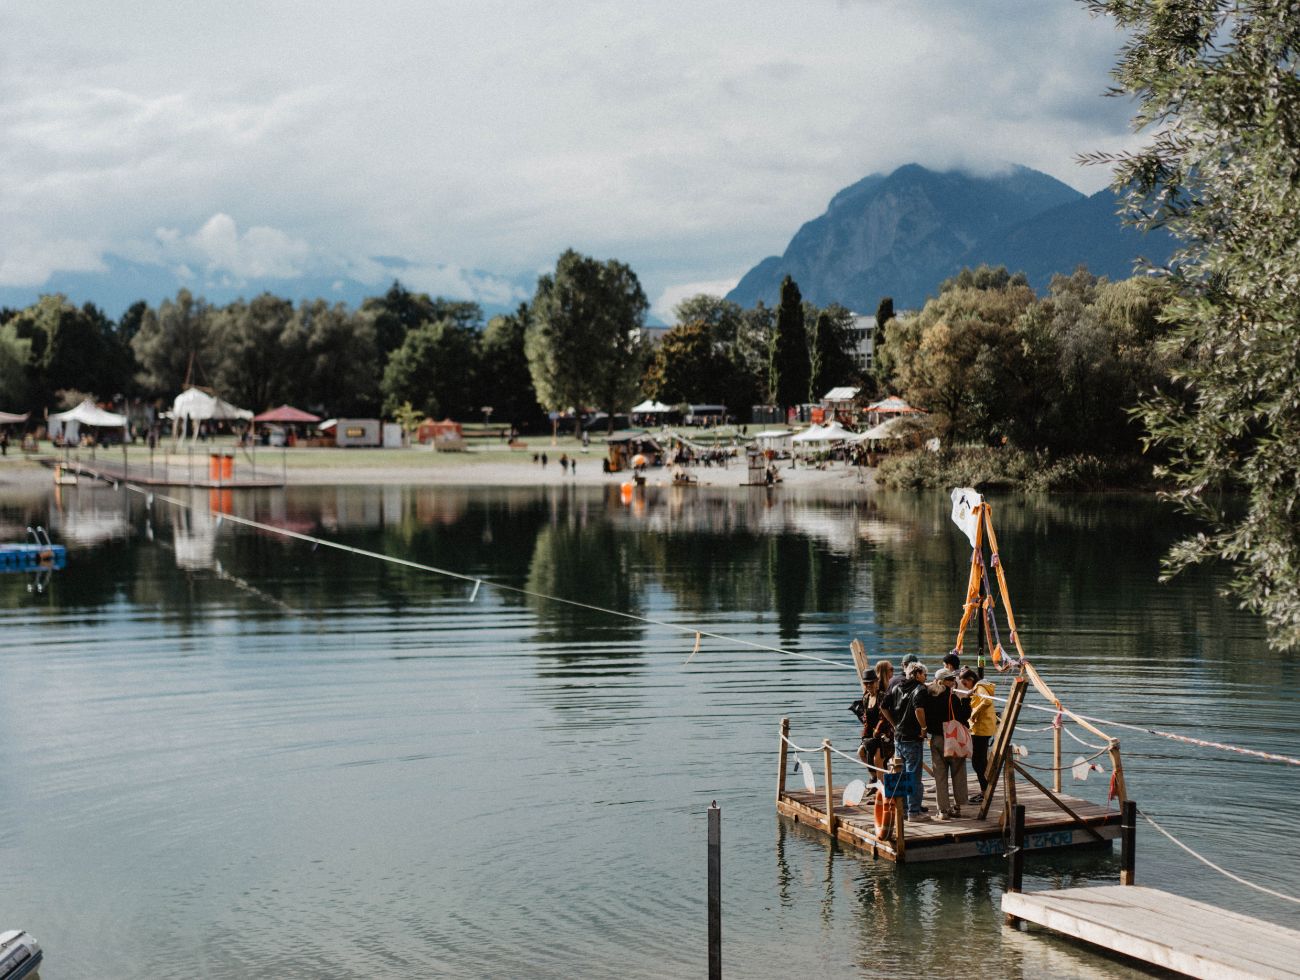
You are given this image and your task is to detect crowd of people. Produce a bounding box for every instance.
[852,651,997,821]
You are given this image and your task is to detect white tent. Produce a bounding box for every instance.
[752,429,793,451]
[857,414,934,443]
[791,424,828,444]
[48,399,128,443]
[630,399,673,414]
[172,387,254,423]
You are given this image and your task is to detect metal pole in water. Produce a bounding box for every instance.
[1005,803,1026,926]
[1121,799,1137,885]
[708,801,721,980]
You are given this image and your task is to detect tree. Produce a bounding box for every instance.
[295,299,379,416]
[131,289,216,396]
[0,322,32,408]
[525,249,648,430]
[361,281,483,361]
[380,318,481,419]
[808,303,860,401]
[642,321,722,404]
[480,305,544,429]
[6,295,133,406]
[883,271,1035,445]
[212,293,300,410]
[768,275,809,414]
[1081,0,1300,648]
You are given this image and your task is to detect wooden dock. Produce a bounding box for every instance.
[42,457,284,489]
[1001,885,1300,979]
[778,770,1121,863]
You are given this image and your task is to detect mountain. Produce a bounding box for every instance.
[0,253,534,322]
[725,164,1175,311]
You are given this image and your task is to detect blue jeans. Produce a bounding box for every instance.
[897,739,925,814]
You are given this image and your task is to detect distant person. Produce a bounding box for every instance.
[559,452,568,474]
[889,661,929,820]
[0,431,8,456]
[920,667,971,819]
[960,668,997,804]
[853,672,892,772]
[541,452,548,468]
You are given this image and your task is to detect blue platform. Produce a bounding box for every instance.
[0,543,68,570]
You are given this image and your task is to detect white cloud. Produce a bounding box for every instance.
[0,0,1142,301]
[653,279,742,323]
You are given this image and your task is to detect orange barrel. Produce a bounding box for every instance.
[221,453,234,481]
[221,489,233,513]
[620,482,634,504]
[209,453,221,481]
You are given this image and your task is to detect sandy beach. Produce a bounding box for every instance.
[0,443,877,494]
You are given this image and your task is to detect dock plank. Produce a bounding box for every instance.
[1002,885,1300,979]
[777,772,1120,863]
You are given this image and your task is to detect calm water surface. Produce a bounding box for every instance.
[1,481,1297,978]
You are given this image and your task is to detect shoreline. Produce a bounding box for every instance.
[0,448,878,494]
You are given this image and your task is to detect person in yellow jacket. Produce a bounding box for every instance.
[960,668,997,804]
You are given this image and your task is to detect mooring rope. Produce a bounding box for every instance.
[131,484,1300,771]
[1137,807,1300,906]
[1014,746,1110,773]
[129,485,855,671]
[998,695,1300,768]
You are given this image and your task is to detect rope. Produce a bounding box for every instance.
[1002,696,1300,768]
[129,485,854,672]
[1063,726,1109,751]
[780,734,821,754]
[1137,807,1300,907]
[1015,746,1109,773]
[827,742,890,775]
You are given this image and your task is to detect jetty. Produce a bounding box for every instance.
[40,452,284,489]
[1002,885,1300,979]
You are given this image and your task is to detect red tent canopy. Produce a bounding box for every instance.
[252,405,321,424]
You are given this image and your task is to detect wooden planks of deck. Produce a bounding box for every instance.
[1001,885,1300,979]
[777,773,1121,863]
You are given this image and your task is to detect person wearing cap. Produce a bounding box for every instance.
[888,654,919,693]
[889,660,929,818]
[918,667,972,819]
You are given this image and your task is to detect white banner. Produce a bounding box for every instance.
[950,487,983,547]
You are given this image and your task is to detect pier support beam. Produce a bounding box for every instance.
[708,802,721,980]
[1005,803,1026,926]
[1120,799,1137,886]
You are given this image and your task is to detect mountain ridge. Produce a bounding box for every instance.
[725,163,1175,311]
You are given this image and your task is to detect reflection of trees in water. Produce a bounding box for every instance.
[525,520,646,653]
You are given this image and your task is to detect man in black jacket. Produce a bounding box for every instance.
[887,661,929,818]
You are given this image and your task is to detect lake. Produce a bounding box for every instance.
[1,482,1297,978]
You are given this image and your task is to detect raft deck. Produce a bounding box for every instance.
[1001,884,1300,979]
[778,771,1121,863]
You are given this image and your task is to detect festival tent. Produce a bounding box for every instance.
[252,405,321,424]
[792,421,855,444]
[752,429,793,451]
[48,400,128,444]
[173,387,254,423]
[865,396,921,414]
[629,399,673,414]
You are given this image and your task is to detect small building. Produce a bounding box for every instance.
[684,404,726,426]
[330,418,382,448]
[846,314,876,373]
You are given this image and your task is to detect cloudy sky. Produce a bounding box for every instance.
[0,0,1139,318]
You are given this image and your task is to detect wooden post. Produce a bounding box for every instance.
[822,740,835,835]
[891,756,906,863]
[1121,799,1137,886]
[979,676,1027,821]
[708,802,721,980]
[1005,803,1026,925]
[1109,740,1128,803]
[1053,723,1062,794]
[776,718,790,802]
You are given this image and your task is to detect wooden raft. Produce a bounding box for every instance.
[777,770,1120,864]
[1001,885,1300,979]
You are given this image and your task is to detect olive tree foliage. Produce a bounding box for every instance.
[1080,0,1300,648]
[883,274,1035,446]
[525,249,648,428]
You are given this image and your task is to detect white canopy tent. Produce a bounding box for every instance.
[752,428,793,451]
[790,424,827,444]
[630,399,674,414]
[171,388,253,441]
[48,400,128,444]
[792,420,855,444]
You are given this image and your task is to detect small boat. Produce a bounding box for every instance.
[0,930,42,980]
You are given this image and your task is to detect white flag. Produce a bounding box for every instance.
[950,487,983,547]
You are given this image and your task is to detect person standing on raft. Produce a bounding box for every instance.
[918,667,972,819]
